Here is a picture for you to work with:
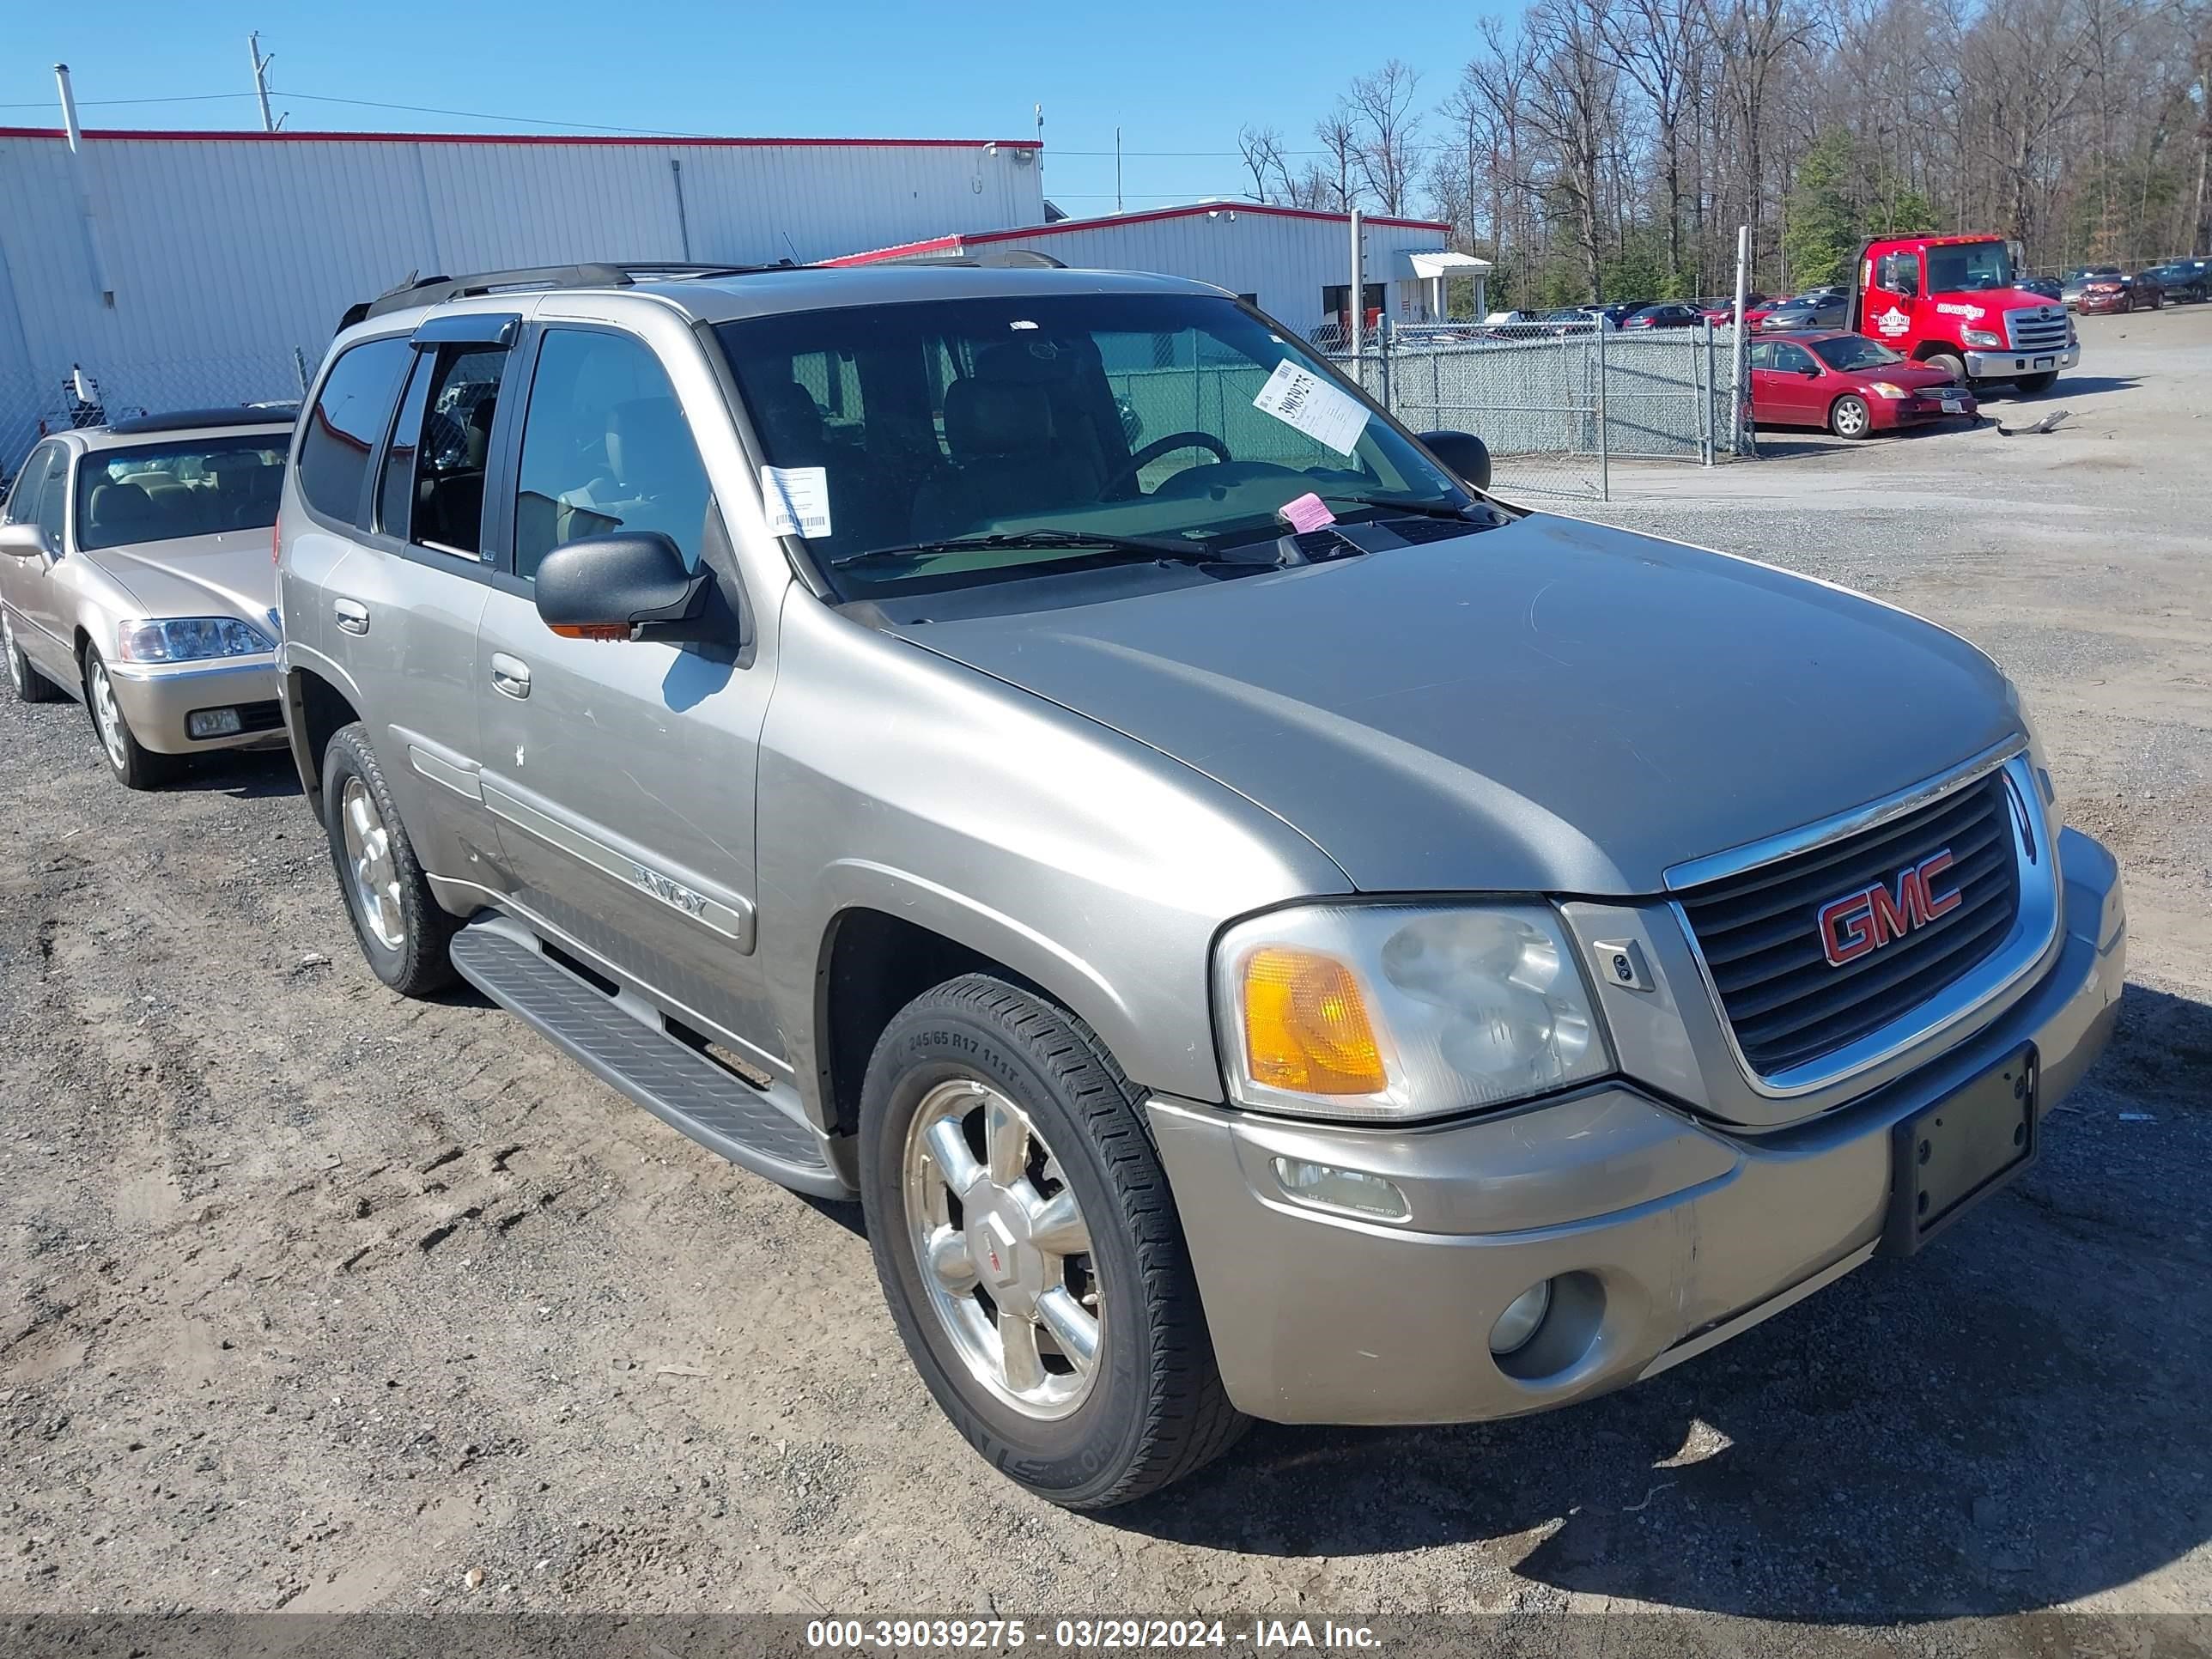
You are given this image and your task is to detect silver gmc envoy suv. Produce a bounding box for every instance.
[277,260,2125,1509]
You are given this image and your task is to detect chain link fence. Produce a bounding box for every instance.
[1,351,311,487]
[1320,321,1747,501]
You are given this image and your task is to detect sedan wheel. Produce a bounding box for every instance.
[3,609,63,703]
[82,650,176,789]
[1830,394,1873,439]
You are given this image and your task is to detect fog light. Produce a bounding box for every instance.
[187,708,244,739]
[1269,1157,1409,1222]
[1489,1279,1554,1355]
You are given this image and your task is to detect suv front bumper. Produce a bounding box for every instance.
[1149,827,2124,1425]
[1964,343,2079,379]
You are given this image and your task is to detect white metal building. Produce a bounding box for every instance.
[827,203,1486,337]
[0,125,1046,456]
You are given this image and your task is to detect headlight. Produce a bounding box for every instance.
[1869,381,1909,399]
[116,617,273,663]
[1213,902,1612,1121]
[1961,328,2002,348]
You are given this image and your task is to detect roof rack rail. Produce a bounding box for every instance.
[341,260,795,328]
[104,404,301,436]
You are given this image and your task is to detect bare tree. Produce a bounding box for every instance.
[1237,124,1291,203]
[1346,60,1425,212]
[1314,106,1360,210]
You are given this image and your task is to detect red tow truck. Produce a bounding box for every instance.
[1848,234,2078,396]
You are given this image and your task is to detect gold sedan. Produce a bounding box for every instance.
[0,409,295,788]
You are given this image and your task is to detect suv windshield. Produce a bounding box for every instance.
[1809,337,1903,372]
[74,434,289,551]
[714,292,1465,596]
[1924,241,2014,292]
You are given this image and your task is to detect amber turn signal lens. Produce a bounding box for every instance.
[549,623,629,641]
[1242,947,1387,1095]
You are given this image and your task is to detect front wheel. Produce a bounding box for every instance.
[859,975,1247,1510]
[320,722,458,996]
[1923,351,1967,386]
[1829,394,1874,439]
[82,648,177,789]
[2015,371,2058,395]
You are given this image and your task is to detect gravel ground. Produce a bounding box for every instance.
[2,306,2209,1646]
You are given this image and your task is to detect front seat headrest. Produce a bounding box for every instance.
[942,380,1052,461]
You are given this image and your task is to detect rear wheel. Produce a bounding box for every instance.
[860,975,1246,1510]
[1829,395,1873,439]
[3,610,64,704]
[82,648,177,790]
[320,721,458,996]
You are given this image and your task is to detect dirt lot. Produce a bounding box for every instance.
[3,305,2209,1644]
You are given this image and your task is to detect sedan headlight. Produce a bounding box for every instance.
[1961,328,2003,348]
[116,616,274,663]
[1869,381,1910,399]
[1213,902,1612,1121]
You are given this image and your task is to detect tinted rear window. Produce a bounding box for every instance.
[298,337,411,525]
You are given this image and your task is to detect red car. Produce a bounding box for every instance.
[1749,331,1978,438]
[1699,293,1777,327]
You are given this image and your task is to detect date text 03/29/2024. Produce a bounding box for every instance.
[802,1619,1382,1650]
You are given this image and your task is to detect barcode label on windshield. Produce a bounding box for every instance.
[1252,360,1369,456]
[761,465,832,539]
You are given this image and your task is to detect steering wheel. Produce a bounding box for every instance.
[1100,430,1232,498]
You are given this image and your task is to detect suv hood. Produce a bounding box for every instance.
[899,514,2019,896]
[85,530,278,633]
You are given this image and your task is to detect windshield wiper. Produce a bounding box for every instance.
[1316,491,1481,521]
[830,528,1229,571]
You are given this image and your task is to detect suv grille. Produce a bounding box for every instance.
[2004,307,2069,352]
[1679,771,2022,1077]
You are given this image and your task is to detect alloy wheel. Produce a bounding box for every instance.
[3,611,22,694]
[1833,398,1869,438]
[86,659,128,769]
[339,775,408,951]
[902,1078,1103,1420]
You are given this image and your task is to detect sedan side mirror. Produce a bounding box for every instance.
[534,532,719,644]
[1417,429,1492,492]
[0,522,48,559]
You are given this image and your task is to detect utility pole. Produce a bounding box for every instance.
[249,33,276,133]
[1115,127,1122,214]
[1034,102,1043,188]
[1349,209,1364,377]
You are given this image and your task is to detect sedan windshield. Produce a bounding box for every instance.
[74,434,289,552]
[714,292,1466,596]
[1809,337,1903,372]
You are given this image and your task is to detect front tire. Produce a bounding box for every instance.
[2016,371,2058,394]
[1923,350,1967,386]
[859,975,1246,1510]
[320,721,458,996]
[1830,394,1874,439]
[82,648,177,789]
[3,609,64,704]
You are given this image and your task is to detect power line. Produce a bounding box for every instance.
[0,90,258,110]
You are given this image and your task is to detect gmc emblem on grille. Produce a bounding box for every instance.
[1817,849,1963,967]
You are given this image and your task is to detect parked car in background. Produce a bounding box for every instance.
[277,259,2122,1512]
[2060,266,2124,308]
[1587,301,1644,328]
[1759,289,1849,331]
[2072,269,2160,313]
[2015,276,2064,301]
[1749,331,1977,438]
[1620,301,1704,330]
[1698,293,1776,326]
[2138,261,2209,303]
[0,408,295,788]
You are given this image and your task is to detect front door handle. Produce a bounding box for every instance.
[333,598,369,635]
[489,653,532,699]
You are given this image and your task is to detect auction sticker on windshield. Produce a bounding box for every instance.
[762,465,832,538]
[1252,361,1369,455]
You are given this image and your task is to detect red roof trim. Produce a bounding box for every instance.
[0,125,1040,151]
[826,199,1452,264]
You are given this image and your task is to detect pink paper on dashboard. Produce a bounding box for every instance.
[1276,492,1337,533]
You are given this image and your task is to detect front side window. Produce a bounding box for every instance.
[299,337,412,525]
[513,330,715,582]
[3,442,63,531]
[1772,343,1819,375]
[1924,241,2012,293]
[1878,253,1922,296]
[74,435,289,550]
[714,292,1464,599]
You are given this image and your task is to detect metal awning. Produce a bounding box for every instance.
[1407,251,1493,279]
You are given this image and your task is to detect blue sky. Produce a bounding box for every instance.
[1,2,1481,218]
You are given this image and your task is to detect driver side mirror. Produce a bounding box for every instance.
[534,532,720,644]
[1417,429,1492,492]
[0,522,47,560]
